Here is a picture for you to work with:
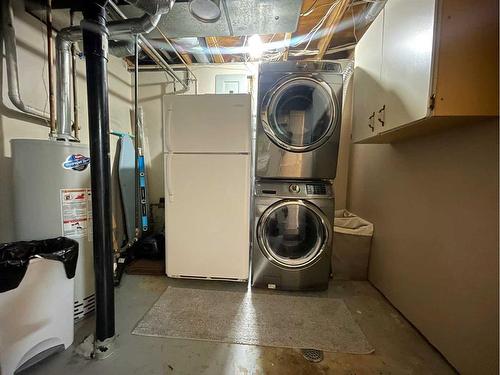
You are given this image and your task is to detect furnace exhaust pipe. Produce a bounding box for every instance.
[78,0,174,356]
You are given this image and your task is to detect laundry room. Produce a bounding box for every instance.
[0,0,498,374]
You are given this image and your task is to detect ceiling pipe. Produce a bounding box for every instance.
[1,0,51,124]
[108,1,190,93]
[55,1,174,141]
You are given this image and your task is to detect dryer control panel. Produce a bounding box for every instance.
[256,180,333,198]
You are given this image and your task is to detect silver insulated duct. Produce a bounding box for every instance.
[55,0,175,140]
[125,0,175,15]
[356,0,387,29]
[109,40,141,58]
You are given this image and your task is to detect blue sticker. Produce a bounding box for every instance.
[62,154,91,171]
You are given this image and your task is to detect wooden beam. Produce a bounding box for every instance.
[315,0,351,59]
[206,37,225,64]
[179,52,193,65]
[282,32,292,61]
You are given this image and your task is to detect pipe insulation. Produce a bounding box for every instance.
[55,1,174,140]
[1,0,51,123]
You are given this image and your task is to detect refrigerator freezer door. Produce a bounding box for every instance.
[165,153,250,280]
[163,94,251,153]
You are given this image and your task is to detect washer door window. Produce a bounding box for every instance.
[258,200,330,269]
[262,77,338,152]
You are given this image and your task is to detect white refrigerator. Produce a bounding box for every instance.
[163,94,251,281]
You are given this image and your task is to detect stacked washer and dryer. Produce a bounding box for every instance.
[252,61,344,291]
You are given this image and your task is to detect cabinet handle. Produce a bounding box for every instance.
[378,105,385,127]
[368,112,375,132]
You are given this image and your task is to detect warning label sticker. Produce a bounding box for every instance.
[60,188,92,239]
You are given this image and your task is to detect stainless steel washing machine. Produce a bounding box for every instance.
[251,180,334,291]
[255,61,344,180]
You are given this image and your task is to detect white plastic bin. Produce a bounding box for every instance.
[0,239,76,375]
[332,210,374,280]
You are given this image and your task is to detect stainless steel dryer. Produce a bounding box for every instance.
[252,180,334,291]
[256,61,344,179]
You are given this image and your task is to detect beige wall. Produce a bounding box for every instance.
[0,2,133,243]
[347,120,499,374]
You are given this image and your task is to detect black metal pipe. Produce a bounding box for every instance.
[81,0,115,343]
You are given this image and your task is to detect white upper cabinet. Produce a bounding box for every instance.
[380,0,435,132]
[352,0,499,143]
[352,11,384,143]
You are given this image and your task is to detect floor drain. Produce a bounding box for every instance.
[301,348,324,363]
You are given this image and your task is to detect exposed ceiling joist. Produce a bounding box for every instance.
[179,51,193,65]
[315,0,351,59]
[205,37,225,64]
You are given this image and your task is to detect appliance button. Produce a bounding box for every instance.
[289,184,300,193]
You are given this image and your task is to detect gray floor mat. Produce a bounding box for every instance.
[132,287,374,354]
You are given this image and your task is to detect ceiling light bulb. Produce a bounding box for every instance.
[189,0,221,23]
[248,34,263,60]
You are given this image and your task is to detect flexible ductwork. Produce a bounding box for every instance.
[2,0,51,123]
[356,0,387,29]
[125,0,175,16]
[109,40,141,58]
[107,13,162,36]
[173,37,210,63]
[55,1,174,140]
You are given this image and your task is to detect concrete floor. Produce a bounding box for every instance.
[22,275,456,375]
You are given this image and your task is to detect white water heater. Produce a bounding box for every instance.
[11,139,95,320]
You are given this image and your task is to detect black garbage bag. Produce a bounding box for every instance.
[0,237,79,293]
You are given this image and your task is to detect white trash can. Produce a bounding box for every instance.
[0,238,78,375]
[332,210,374,280]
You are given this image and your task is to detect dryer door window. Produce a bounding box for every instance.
[263,77,338,152]
[258,200,330,269]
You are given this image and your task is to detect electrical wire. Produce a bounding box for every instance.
[300,0,319,16]
[351,1,359,43]
[301,0,341,52]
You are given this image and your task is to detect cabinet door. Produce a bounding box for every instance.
[352,10,384,142]
[380,0,436,131]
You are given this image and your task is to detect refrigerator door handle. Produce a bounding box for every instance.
[166,153,174,202]
[163,99,173,153]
